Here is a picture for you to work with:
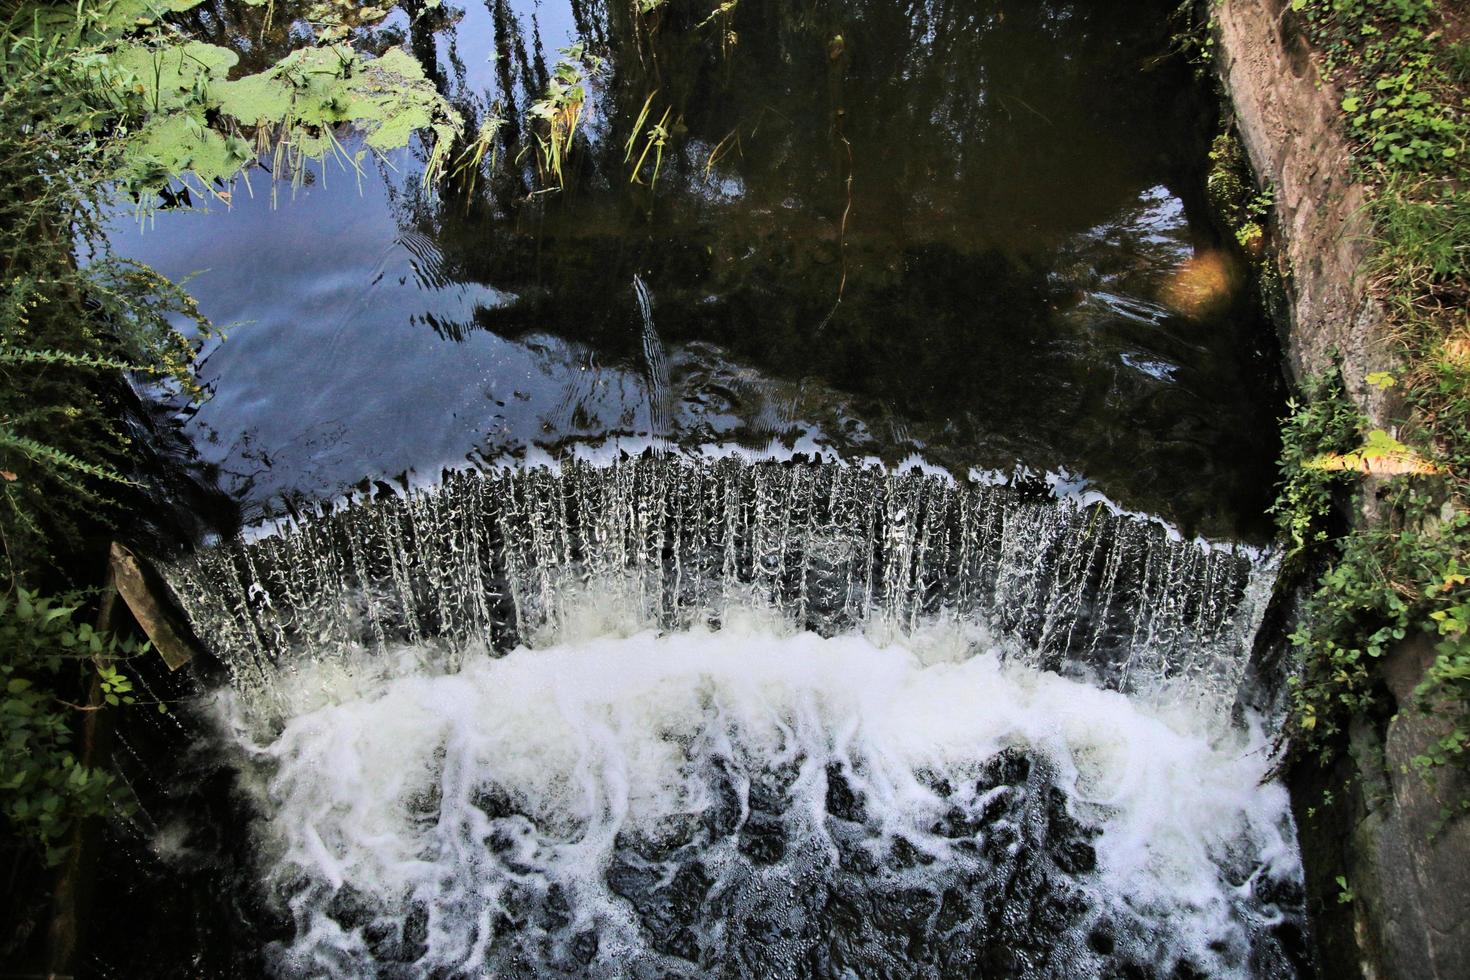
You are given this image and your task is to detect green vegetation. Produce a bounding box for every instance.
[3,0,467,564]
[1,2,213,576]
[523,43,601,190]
[1277,397,1470,769]
[1273,0,1470,794]
[1291,0,1463,170]
[1,590,147,866]
[1271,371,1361,561]
[1206,134,1253,224]
[0,1,221,883]
[1,0,461,887]
[1205,133,1276,256]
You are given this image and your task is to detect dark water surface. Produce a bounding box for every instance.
[114,0,1284,542]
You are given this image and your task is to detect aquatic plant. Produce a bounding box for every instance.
[523,43,602,190]
[452,113,507,194]
[105,38,466,202]
[624,90,674,189]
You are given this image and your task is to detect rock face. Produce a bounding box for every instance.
[1366,641,1470,977]
[1212,0,1387,403]
[1287,635,1470,980]
[1213,2,1470,978]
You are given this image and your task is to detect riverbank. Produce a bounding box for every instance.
[1211,0,1470,974]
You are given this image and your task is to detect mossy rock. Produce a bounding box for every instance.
[1206,134,1252,225]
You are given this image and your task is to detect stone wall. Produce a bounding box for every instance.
[1213,0,1393,411]
[1213,1,1470,977]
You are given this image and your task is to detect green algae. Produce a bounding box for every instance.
[117,113,255,192]
[90,0,462,199]
[106,38,462,198]
[107,40,238,111]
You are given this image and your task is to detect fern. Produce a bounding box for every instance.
[0,348,137,370]
[0,432,132,485]
[0,5,215,578]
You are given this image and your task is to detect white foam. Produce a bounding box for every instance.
[221,609,1299,977]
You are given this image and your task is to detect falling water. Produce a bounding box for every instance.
[164,456,1275,719]
[161,457,1301,978]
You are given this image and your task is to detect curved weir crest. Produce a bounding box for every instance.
[165,457,1276,719]
[163,457,1300,977]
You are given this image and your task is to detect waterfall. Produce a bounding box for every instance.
[161,457,1301,978]
[162,456,1276,720]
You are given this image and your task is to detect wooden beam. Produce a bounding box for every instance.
[108,542,194,671]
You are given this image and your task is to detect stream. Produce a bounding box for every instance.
[94,1,1302,977]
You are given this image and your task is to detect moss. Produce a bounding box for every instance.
[1258,256,1291,330]
[1205,133,1251,225]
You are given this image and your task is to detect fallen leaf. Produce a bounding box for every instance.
[1306,430,1439,476]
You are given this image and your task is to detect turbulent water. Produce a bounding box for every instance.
[223,613,1300,978]
[162,457,1303,978]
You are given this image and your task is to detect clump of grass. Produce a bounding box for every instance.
[452,113,507,195]
[1445,39,1470,87]
[1368,181,1470,471]
[1371,181,1470,296]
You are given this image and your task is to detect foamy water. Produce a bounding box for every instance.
[219,607,1301,978]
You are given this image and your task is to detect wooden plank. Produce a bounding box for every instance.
[109,542,194,671]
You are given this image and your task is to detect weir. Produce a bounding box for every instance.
[155,459,1302,978]
[162,456,1277,719]
[62,1,1315,973]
